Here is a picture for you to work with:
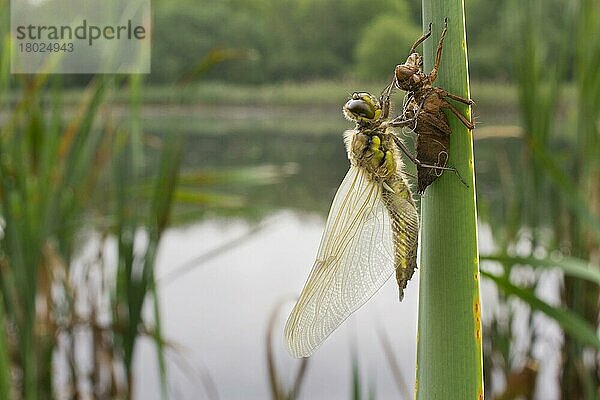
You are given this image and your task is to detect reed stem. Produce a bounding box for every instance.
[415,1,484,398]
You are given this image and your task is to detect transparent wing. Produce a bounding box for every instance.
[285,165,395,358]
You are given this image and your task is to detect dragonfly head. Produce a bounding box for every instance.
[394,53,423,91]
[343,92,382,124]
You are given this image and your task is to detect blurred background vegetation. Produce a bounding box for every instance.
[0,0,599,399]
[58,0,529,85]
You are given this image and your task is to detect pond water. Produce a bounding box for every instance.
[136,213,420,399]
[130,109,560,399]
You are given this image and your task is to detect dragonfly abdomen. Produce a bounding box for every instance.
[382,176,419,300]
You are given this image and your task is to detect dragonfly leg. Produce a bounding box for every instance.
[379,76,396,119]
[388,115,418,129]
[427,18,448,85]
[392,136,468,187]
[388,96,426,132]
[443,90,474,105]
[445,99,475,130]
[409,22,432,54]
[392,135,419,165]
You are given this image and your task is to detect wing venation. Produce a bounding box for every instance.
[285,166,395,357]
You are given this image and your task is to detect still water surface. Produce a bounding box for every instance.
[136,213,420,399]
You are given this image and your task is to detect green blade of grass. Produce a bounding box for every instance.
[352,352,361,400]
[151,288,168,400]
[482,270,600,350]
[529,143,600,245]
[147,139,181,400]
[0,293,11,400]
[481,254,600,285]
[415,2,483,399]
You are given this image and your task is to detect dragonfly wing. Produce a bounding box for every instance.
[285,165,395,358]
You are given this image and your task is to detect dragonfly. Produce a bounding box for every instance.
[390,19,474,193]
[284,85,419,358]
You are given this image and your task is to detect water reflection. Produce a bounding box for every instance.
[177,131,350,216]
[167,127,524,221]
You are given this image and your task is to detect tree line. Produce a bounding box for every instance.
[48,0,567,86]
[149,0,528,84]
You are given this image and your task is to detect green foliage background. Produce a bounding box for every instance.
[353,15,421,80]
[147,0,547,84]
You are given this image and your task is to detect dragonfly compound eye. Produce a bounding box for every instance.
[344,92,381,122]
[344,99,375,120]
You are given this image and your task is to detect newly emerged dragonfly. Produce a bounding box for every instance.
[284,87,419,358]
[391,19,474,193]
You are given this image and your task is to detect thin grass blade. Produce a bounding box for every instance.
[482,271,600,350]
[482,254,600,285]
